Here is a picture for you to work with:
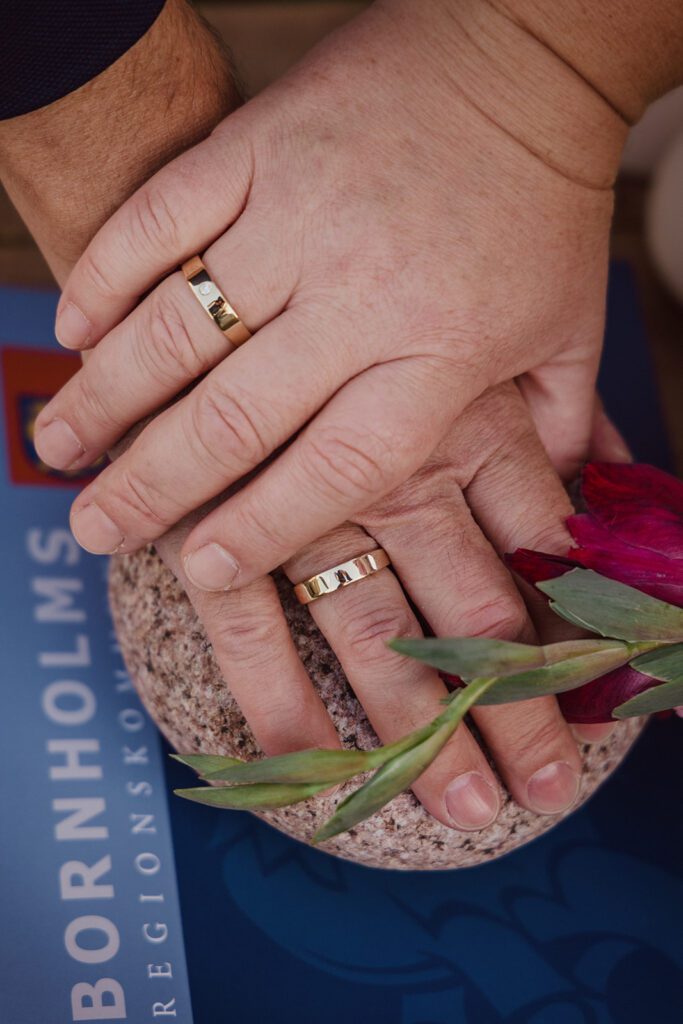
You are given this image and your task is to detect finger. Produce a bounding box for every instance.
[588,396,632,463]
[67,306,355,555]
[35,217,292,471]
[454,388,591,803]
[477,390,618,747]
[181,357,473,591]
[520,346,601,481]
[361,446,582,817]
[284,526,501,832]
[55,120,254,350]
[153,518,339,756]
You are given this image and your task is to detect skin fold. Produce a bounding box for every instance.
[4,0,676,831]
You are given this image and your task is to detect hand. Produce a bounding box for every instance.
[142,382,622,832]
[36,0,627,587]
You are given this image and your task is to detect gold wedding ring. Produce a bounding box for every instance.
[182,255,251,346]
[294,548,391,605]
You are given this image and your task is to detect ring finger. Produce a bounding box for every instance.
[284,524,502,832]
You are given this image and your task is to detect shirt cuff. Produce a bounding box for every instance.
[0,1,167,120]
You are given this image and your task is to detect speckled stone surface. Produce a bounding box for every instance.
[109,547,644,870]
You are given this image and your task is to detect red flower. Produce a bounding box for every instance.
[508,462,683,723]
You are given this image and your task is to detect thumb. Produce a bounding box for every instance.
[519,350,600,481]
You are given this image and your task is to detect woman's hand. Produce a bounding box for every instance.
[36,0,627,585]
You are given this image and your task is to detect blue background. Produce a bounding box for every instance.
[1,266,680,1024]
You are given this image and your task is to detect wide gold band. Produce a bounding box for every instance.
[181,255,251,347]
[294,548,391,605]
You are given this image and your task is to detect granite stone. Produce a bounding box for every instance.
[109,547,644,870]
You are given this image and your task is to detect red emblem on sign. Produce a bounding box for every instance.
[1,345,101,486]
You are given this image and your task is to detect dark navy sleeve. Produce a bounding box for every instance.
[0,1,167,120]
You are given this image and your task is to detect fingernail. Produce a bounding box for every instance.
[526,760,580,815]
[56,301,91,349]
[34,417,85,470]
[445,771,499,831]
[571,722,616,744]
[184,543,239,591]
[71,503,124,554]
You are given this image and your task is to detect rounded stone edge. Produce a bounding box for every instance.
[108,548,646,871]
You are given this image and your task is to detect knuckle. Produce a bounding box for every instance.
[77,370,122,432]
[250,701,314,756]
[129,185,181,254]
[146,291,206,383]
[309,428,392,503]
[80,249,119,301]
[238,505,288,555]
[341,598,418,665]
[456,592,528,642]
[113,466,179,532]
[209,606,277,665]
[516,519,573,557]
[190,382,269,475]
[505,708,568,761]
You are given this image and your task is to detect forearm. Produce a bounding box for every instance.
[0,0,239,284]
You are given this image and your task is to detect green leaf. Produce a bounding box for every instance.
[201,724,439,785]
[631,642,683,683]
[613,680,683,718]
[174,780,329,810]
[313,677,494,844]
[538,569,683,641]
[202,748,374,785]
[548,604,601,632]
[388,636,545,679]
[170,753,242,775]
[471,642,637,704]
[613,642,683,718]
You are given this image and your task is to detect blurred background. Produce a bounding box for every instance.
[1,0,681,468]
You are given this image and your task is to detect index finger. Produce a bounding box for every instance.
[55,121,253,350]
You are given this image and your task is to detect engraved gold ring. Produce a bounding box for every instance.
[294,548,391,605]
[181,255,251,346]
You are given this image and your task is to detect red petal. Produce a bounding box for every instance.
[582,462,683,558]
[567,514,683,607]
[506,549,577,585]
[559,665,660,723]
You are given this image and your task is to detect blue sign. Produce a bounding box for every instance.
[1,270,681,1024]
[0,287,193,1023]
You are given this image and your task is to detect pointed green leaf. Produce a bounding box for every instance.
[613,680,683,718]
[631,642,683,683]
[313,677,494,843]
[203,748,380,785]
[388,636,545,679]
[538,569,683,641]
[201,724,440,785]
[174,780,329,810]
[170,753,242,775]
[471,642,636,704]
[548,604,600,632]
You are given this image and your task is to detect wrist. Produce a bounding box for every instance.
[0,0,239,283]
[377,0,628,190]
